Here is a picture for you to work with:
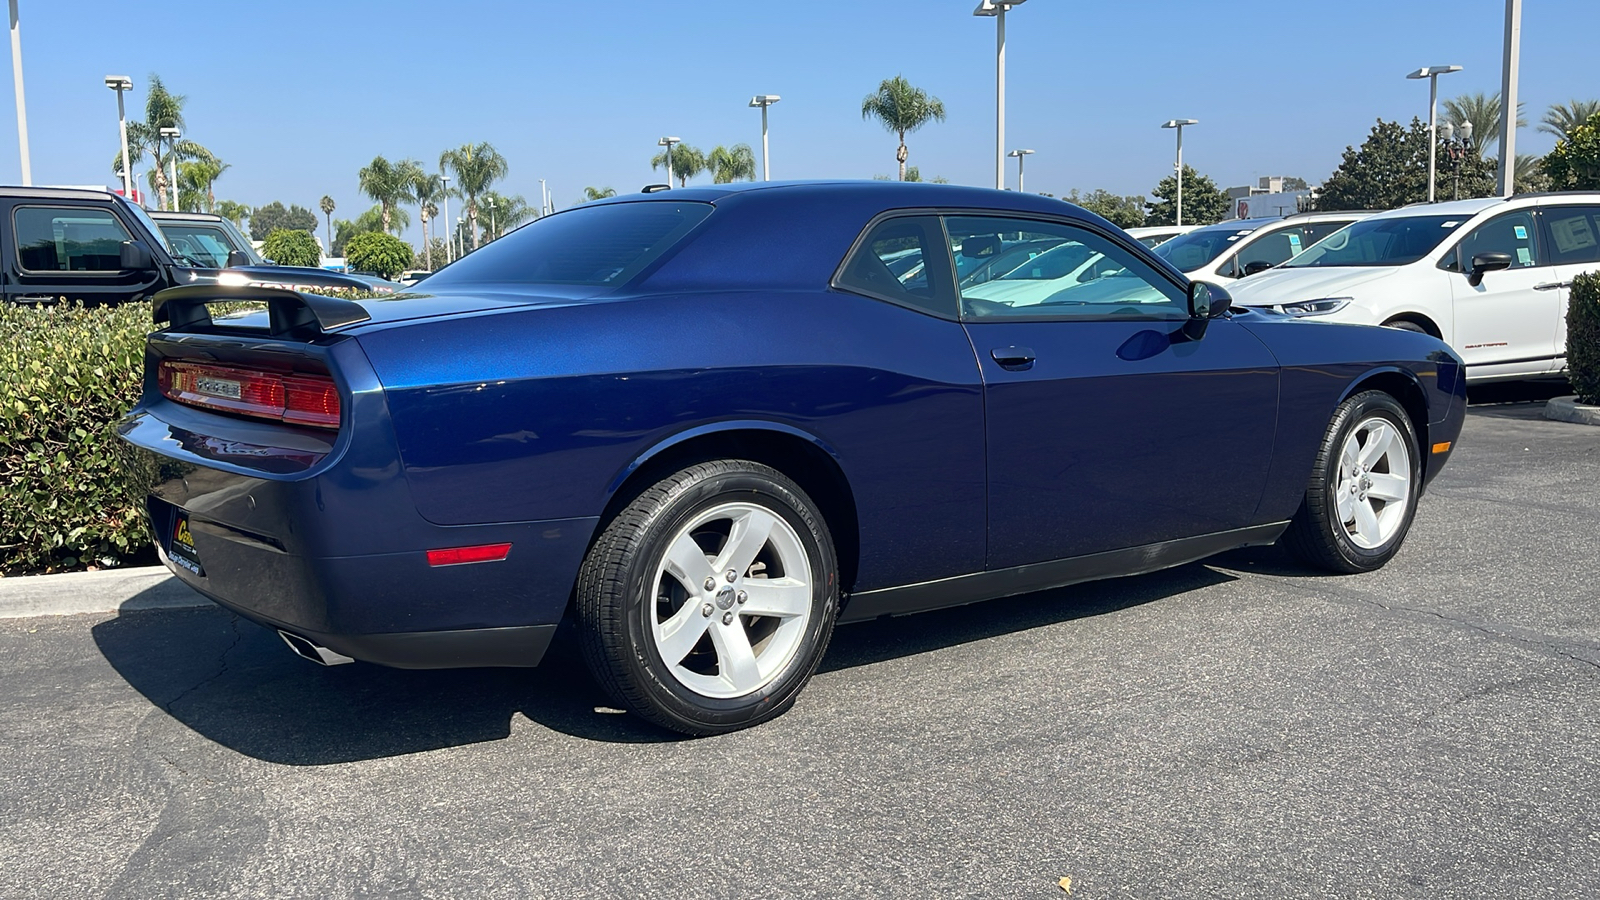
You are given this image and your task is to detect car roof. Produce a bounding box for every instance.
[0,184,123,201]
[1367,197,1507,220]
[150,210,225,222]
[587,179,1101,220]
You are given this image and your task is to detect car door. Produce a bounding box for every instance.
[1537,204,1600,373]
[947,214,1281,570]
[5,201,163,306]
[1444,209,1562,377]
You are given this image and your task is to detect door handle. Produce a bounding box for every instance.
[1533,281,1572,291]
[990,346,1036,368]
[13,294,54,303]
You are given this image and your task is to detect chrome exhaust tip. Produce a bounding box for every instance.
[278,630,355,666]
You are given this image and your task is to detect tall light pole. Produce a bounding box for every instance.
[974,0,1027,191]
[159,126,181,210]
[1007,148,1034,193]
[1407,65,1463,203]
[749,95,781,181]
[8,0,30,184]
[1497,0,1521,197]
[539,178,548,215]
[105,75,133,200]
[440,174,451,264]
[1161,119,1198,226]
[485,195,496,241]
[457,216,465,259]
[657,136,681,188]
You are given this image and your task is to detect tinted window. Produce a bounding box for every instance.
[947,216,1186,321]
[835,215,956,317]
[1447,211,1541,272]
[1153,223,1272,272]
[1284,215,1465,268]
[14,206,131,272]
[158,223,237,268]
[1235,229,1303,271]
[959,238,1067,286]
[423,200,712,287]
[1543,206,1600,265]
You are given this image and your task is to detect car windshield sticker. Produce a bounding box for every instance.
[1513,225,1529,240]
[1516,247,1532,265]
[1442,221,1459,228]
[1288,233,1303,253]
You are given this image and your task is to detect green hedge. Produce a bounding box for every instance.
[1571,273,1600,405]
[0,303,156,573]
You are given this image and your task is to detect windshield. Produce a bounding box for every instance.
[217,217,266,264]
[422,200,713,287]
[118,199,174,260]
[1284,215,1466,268]
[1152,223,1275,272]
[158,222,248,268]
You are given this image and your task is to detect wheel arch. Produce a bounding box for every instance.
[598,422,861,592]
[1379,311,1443,339]
[1338,367,1430,475]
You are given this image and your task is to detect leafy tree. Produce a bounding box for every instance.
[1145,165,1229,225]
[109,74,215,211]
[359,156,422,234]
[1315,118,1494,210]
[1540,100,1600,140]
[248,202,319,240]
[1064,189,1146,229]
[581,186,617,202]
[1442,92,1525,158]
[176,158,228,212]
[1543,113,1600,191]
[861,75,946,182]
[440,142,510,250]
[319,195,336,261]
[1281,176,1310,191]
[214,200,250,228]
[262,228,321,267]
[413,237,450,272]
[346,232,414,280]
[651,143,707,187]
[332,205,408,256]
[478,190,532,240]
[708,144,757,183]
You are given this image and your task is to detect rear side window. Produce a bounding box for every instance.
[423,200,713,287]
[834,216,957,318]
[1543,206,1600,265]
[14,206,131,272]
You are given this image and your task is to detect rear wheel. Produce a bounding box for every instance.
[576,460,838,735]
[1283,391,1420,573]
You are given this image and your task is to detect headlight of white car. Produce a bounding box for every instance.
[1279,297,1351,317]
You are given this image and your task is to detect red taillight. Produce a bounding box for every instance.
[426,543,513,567]
[159,360,341,429]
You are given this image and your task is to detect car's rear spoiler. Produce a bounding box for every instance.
[152,285,371,337]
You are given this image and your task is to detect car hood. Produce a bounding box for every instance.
[1227,266,1399,305]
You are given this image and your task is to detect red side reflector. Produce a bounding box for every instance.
[427,543,512,567]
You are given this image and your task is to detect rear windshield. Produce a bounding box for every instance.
[422,200,712,288]
[1284,215,1465,268]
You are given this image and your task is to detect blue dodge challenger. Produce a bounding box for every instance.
[119,182,1467,735]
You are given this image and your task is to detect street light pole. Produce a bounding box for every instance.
[8,0,31,185]
[440,174,451,264]
[105,76,133,200]
[1007,148,1034,193]
[749,95,781,181]
[486,196,496,241]
[1161,119,1198,226]
[974,1,1027,191]
[658,136,681,188]
[1497,0,1521,197]
[159,126,181,211]
[1407,65,1463,203]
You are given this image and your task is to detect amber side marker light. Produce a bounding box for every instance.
[427,543,512,567]
[1432,442,1452,454]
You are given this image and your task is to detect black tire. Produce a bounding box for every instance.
[1283,391,1421,573]
[1382,318,1429,335]
[575,460,839,736]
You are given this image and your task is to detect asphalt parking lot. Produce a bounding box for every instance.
[2,385,1596,899]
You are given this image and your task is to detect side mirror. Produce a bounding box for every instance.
[1241,259,1275,276]
[1183,281,1232,341]
[1467,251,1514,286]
[119,240,154,271]
[226,249,252,268]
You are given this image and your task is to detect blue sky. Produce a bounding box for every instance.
[1,0,1593,247]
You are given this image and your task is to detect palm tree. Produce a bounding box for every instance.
[358,156,422,234]
[478,190,532,239]
[411,173,447,270]
[177,158,228,212]
[439,142,510,250]
[1541,100,1600,140]
[215,200,250,228]
[319,196,336,259]
[651,144,706,187]
[110,74,214,210]
[861,75,946,181]
[1442,92,1525,158]
[708,144,757,184]
[581,186,618,202]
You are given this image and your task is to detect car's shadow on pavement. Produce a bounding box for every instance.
[93,560,1246,763]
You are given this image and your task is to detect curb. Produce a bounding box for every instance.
[1545,396,1600,426]
[0,565,210,620]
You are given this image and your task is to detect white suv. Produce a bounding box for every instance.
[1150,210,1373,281]
[1227,194,1600,383]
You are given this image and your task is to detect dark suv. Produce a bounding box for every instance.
[1,186,369,306]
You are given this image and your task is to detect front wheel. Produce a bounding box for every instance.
[1283,391,1421,573]
[576,460,839,735]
